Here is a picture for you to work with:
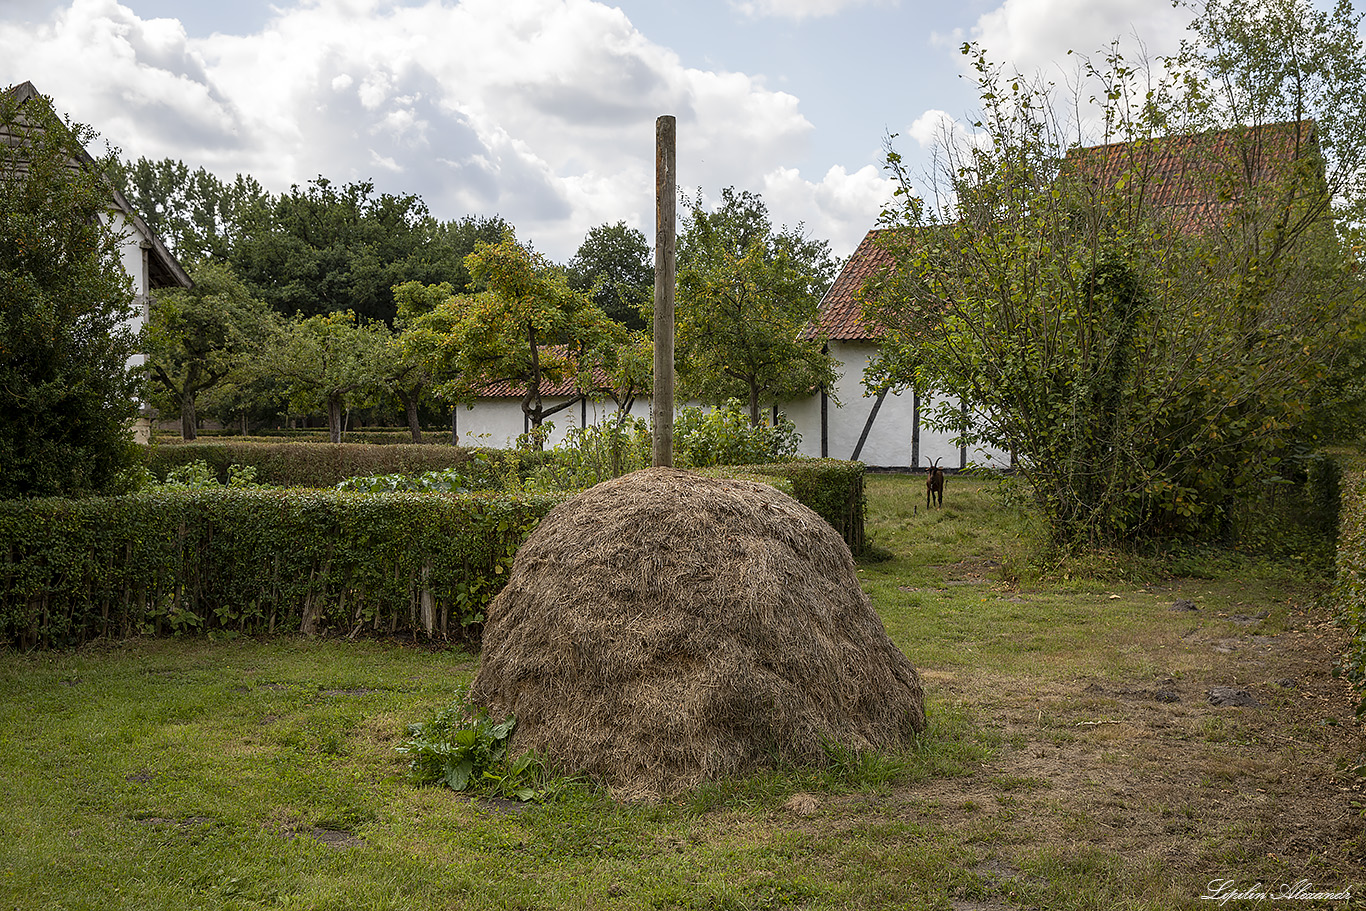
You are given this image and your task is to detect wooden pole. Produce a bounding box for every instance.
[653,114,676,468]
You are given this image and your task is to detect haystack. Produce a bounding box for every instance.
[470,467,926,800]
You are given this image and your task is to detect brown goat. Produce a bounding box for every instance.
[926,458,945,509]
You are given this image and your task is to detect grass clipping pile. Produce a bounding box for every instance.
[470,467,927,800]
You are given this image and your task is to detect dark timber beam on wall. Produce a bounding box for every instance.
[911,389,921,469]
[960,400,968,469]
[850,386,889,462]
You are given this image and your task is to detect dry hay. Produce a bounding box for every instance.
[470,467,926,800]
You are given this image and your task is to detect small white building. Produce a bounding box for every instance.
[784,228,1012,471]
[5,81,193,442]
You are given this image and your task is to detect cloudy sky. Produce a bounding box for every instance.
[0,0,1276,262]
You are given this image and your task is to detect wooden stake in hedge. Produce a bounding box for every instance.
[653,114,676,468]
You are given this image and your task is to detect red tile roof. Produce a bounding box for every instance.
[1063,120,1318,232]
[476,351,615,399]
[808,228,897,342]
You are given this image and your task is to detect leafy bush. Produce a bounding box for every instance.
[516,417,654,491]
[335,452,515,494]
[161,459,260,489]
[398,686,545,801]
[674,401,801,468]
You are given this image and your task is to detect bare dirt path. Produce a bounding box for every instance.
[896,596,1363,908]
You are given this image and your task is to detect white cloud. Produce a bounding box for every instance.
[969,0,1188,79]
[760,163,892,258]
[731,0,897,21]
[0,0,841,260]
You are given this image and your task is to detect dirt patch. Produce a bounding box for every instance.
[884,599,1364,902]
[930,558,1003,584]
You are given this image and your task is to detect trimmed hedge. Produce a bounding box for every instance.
[143,443,867,555]
[0,488,562,649]
[1333,465,1366,717]
[702,459,866,556]
[142,442,553,489]
[1,450,867,649]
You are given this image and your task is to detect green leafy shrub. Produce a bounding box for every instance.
[399,686,545,801]
[552,417,653,488]
[674,401,801,468]
[160,459,260,489]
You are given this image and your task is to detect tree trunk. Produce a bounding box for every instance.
[328,394,343,444]
[748,381,761,426]
[398,389,423,443]
[179,394,198,441]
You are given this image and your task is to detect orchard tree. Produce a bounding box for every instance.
[414,235,614,443]
[868,0,1366,545]
[387,280,466,443]
[0,88,141,497]
[676,188,840,425]
[566,221,653,331]
[144,261,280,440]
[268,311,390,443]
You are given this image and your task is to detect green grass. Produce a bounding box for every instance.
[0,472,1353,910]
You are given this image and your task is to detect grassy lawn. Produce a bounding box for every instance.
[1,473,1362,910]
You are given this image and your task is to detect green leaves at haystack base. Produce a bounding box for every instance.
[399,688,544,801]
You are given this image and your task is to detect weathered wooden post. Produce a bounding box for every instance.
[653,114,676,468]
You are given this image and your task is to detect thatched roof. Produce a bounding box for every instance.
[471,467,926,800]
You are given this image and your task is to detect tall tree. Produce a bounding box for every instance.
[109,156,270,264]
[0,88,141,497]
[143,262,280,440]
[676,188,840,424]
[229,178,455,324]
[566,221,653,331]
[868,4,1366,545]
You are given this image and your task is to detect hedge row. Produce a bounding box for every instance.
[0,488,562,649]
[164,429,437,445]
[713,460,866,556]
[1333,466,1366,717]
[2,444,867,649]
[143,442,867,553]
[142,442,552,489]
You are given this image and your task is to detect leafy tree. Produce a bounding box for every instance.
[566,221,653,331]
[387,280,463,443]
[412,235,615,445]
[268,311,390,443]
[109,156,270,264]
[869,4,1366,546]
[143,261,281,440]
[676,188,840,424]
[0,88,141,497]
[229,178,464,324]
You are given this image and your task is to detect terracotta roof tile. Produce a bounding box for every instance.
[809,228,897,342]
[476,348,614,399]
[1064,121,1317,232]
